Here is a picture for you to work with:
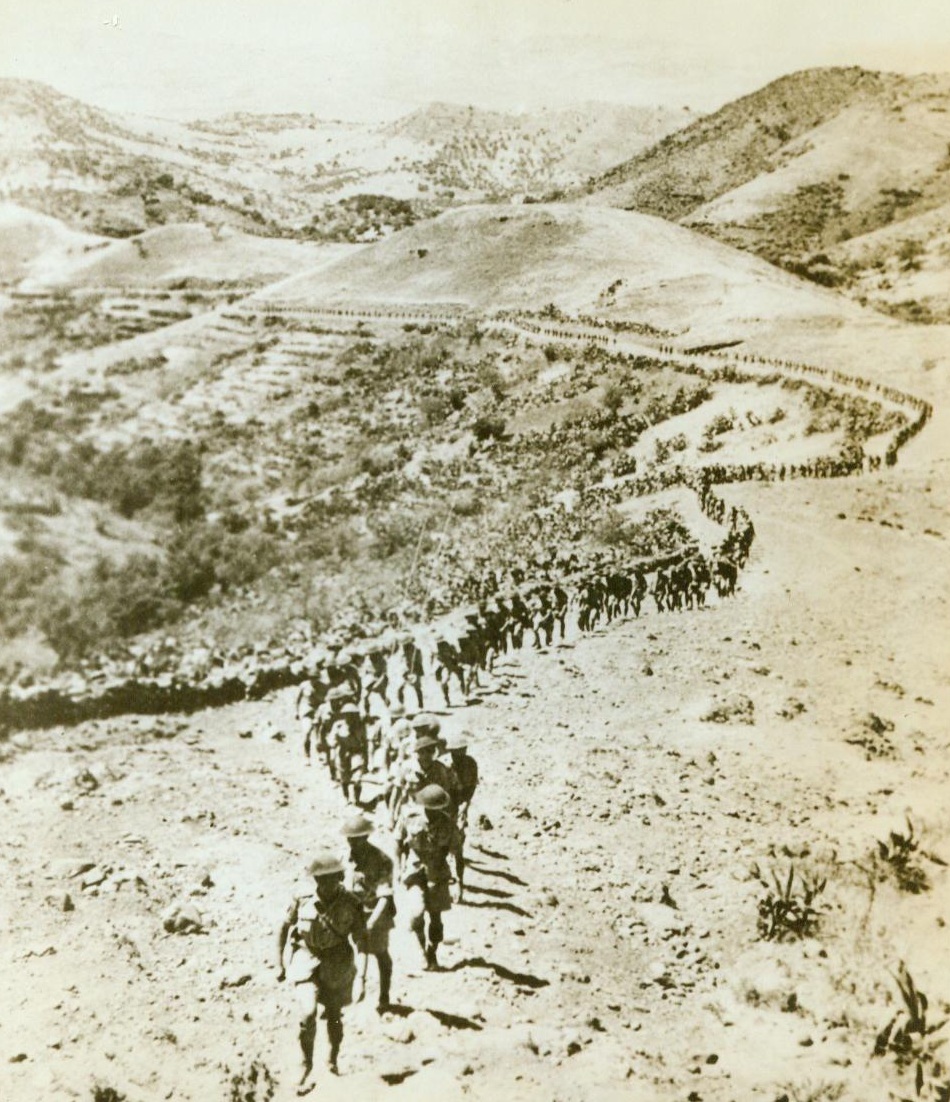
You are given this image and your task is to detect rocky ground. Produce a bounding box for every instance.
[2,447,949,1101]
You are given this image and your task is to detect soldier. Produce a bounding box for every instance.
[396,633,425,710]
[277,850,366,1095]
[296,666,328,760]
[307,683,352,775]
[442,731,479,901]
[408,716,461,811]
[329,703,367,804]
[342,810,395,1014]
[327,649,362,702]
[402,784,458,971]
[360,640,390,718]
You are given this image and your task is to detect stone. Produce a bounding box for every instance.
[161,902,205,935]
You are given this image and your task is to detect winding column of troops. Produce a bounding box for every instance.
[0,307,931,734]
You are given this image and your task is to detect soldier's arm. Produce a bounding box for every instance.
[276,899,298,980]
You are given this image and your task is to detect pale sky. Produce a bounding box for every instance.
[2,0,950,121]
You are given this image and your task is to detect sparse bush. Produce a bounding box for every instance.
[227,1059,276,1102]
[874,965,948,1099]
[472,414,506,442]
[752,863,827,941]
[91,1086,129,1102]
[419,393,451,427]
[872,818,932,894]
[601,382,625,418]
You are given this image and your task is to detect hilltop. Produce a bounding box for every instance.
[261,202,856,336]
[584,67,950,321]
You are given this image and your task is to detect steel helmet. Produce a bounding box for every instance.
[411,713,441,734]
[415,784,450,811]
[389,703,406,718]
[413,731,441,751]
[307,849,345,877]
[326,684,352,702]
[341,811,374,838]
[443,730,470,752]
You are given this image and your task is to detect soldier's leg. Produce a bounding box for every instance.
[407,884,427,957]
[454,833,466,900]
[325,1007,343,1074]
[294,982,319,1093]
[426,907,444,970]
[375,950,393,1011]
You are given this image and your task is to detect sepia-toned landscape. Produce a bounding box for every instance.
[1,16,950,1102]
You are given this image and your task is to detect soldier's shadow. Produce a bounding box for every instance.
[382,1003,483,1031]
[460,897,531,917]
[447,956,549,989]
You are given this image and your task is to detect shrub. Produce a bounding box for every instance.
[601,382,625,417]
[872,817,933,894]
[472,414,506,442]
[227,1060,276,1102]
[874,965,948,1098]
[752,863,827,941]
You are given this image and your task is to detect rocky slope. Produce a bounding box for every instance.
[584,67,950,320]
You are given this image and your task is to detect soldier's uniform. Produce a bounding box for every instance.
[410,757,461,812]
[348,844,395,957]
[402,786,459,969]
[279,853,365,1092]
[286,885,364,1009]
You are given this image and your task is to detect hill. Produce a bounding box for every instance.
[0,202,104,283]
[584,67,950,320]
[0,80,691,242]
[261,201,857,335]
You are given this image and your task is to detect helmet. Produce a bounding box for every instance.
[413,732,441,751]
[389,703,406,719]
[341,811,374,838]
[415,784,450,811]
[411,713,441,734]
[307,849,345,877]
[443,731,470,751]
[327,684,352,702]
[339,702,361,716]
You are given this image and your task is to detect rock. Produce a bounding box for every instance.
[60,800,75,812]
[477,814,493,830]
[161,902,205,935]
[81,866,109,889]
[383,1020,415,1045]
[218,971,252,990]
[47,891,74,912]
[9,1053,28,1063]
[74,768,100,792]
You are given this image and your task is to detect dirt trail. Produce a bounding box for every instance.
[2,444,949,1101]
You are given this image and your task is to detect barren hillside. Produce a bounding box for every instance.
[584,67,950,320]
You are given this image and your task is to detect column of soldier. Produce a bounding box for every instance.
[278,650,479,1096]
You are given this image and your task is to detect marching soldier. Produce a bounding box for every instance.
[307,683,352,775]
[392,717,461,836]
[329,702,367,804]
[442,731,479,901]
[342,810,396,1014]
[402,784,458,971]
[277,850,365,1095]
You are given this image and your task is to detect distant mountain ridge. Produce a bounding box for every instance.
[583,66,950,320]
[0,79,691,242]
